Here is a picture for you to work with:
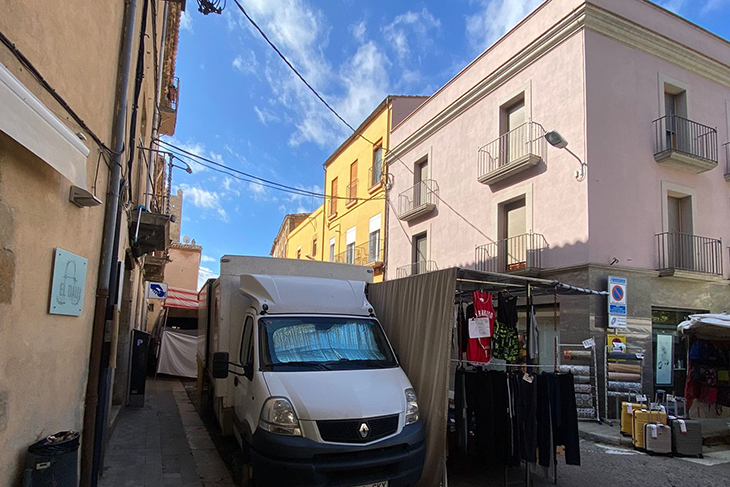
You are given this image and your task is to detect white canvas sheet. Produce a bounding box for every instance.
[157,330,198,378]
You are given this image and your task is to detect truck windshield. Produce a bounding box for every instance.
[259,317,398,371]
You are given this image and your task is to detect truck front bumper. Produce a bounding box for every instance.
[251,422,425,487]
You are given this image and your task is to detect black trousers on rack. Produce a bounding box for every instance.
[537,373,581,467]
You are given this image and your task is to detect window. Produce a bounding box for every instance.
[412,232,428,275]
[371,145,383,187]
[368,214,381,263]
[259,317,397,371]
[296,247,301,260]
[329,237,336,262]
[346,227,356,264]
[312,235,318,258]
[414,159,429,207]
[348,161,358,204]
[239,316,254,367]
[500,197,527,271]
[500,93,526,165]
[329,177,338,216]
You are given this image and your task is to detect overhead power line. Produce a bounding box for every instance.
[232,0,378,147]
[227,1,493,243]
[154,139,385,202]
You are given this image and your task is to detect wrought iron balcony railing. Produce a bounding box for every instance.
[397,179,438,221]
[653,115,717,173]
[328,195,338,216]
[724,142,730,181]
[334,245,365,266]
[475,233,547,273]
[369,164,383,188]
[395,260,438,279]
[347,179,358,205]
[477,121,546,184]
[357,241,384,265]
[656,231,723,276]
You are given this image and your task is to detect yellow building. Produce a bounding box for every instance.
[285,205,324,260]
[273,96,426,282]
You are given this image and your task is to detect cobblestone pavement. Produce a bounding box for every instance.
[99,378,234,487]
[448,440,730,487]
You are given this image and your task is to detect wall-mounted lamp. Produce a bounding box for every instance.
[544,130,587,182]
[69,186,102,208]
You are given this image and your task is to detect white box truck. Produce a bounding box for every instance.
[197,256,424,487]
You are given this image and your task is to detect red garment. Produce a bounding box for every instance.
[466,291,494,364]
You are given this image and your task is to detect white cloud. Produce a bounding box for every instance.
[198,266,219,291]
[656,0,688,13]
[254,106,281,126]
[466,0,542,53]
[336,41,391,131]
[383,8,440,60]
[700,0,728,14]
[180,10,193,33]
[200,255,217,263]
[179,184,229,222]
[232,50,259,75]
[349,20,367,43]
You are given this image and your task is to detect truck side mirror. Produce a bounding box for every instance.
[212,351,230,379]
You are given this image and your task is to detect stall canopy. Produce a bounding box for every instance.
[163,287,198,309]
[367,267,607,487]
[678,313,730,340]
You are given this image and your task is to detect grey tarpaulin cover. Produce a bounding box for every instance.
[157,330,198,378]
[368,268,457,487]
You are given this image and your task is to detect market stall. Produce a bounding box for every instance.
[678,313,730,418]
[153,286,199,378]
[368,268,607,487]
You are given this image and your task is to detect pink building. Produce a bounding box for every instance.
[385,0,730,403]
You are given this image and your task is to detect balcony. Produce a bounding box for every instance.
[129,208,171,257]
[656,232,723,277]
[477,122,546,185]
[395,260,438,279]
[653,115,718,173]
[143,253,167,282]
[724,142,730,182]
[334,245,366,266]
[159,76,179,136]
[475,233,547,274]
[369,164,383,190]
[397,179,438,221]
[346,179,358,206]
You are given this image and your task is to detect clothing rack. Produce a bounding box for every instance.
[451,359,557,369]
[603,345,645,425]
[557,342,601,424]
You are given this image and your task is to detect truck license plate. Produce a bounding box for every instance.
[353,482,388,487]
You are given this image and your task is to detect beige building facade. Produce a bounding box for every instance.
[0,0,183,484]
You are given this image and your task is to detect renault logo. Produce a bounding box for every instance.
[358,422,370,439]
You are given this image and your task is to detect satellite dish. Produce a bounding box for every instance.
[183,235,191,244]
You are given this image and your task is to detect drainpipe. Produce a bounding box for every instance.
[149,0,169,209]
[80,0,138,486]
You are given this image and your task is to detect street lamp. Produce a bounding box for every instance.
[544,130,587,182]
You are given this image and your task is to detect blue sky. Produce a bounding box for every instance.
[168,0,730,289]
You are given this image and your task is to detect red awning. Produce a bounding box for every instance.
[163,287,198,309]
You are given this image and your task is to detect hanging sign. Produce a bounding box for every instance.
[469,317,491,339]
[582,337,596,349]
[607,276,627,328]
[49,248,88,316]
[146,282,168,300]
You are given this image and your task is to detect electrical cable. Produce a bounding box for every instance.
[232,0,378,147]
[230,0,492,245]
[154,139,385,201]
[0,28,119,156]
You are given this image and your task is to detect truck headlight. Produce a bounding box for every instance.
[259,397,302,436]
[405,388,419,425]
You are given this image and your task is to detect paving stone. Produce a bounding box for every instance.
[99,378,233,487]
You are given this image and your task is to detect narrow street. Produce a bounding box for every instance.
[98,377,730,487]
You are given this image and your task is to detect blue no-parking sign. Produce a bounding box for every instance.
[608,276,627,328]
